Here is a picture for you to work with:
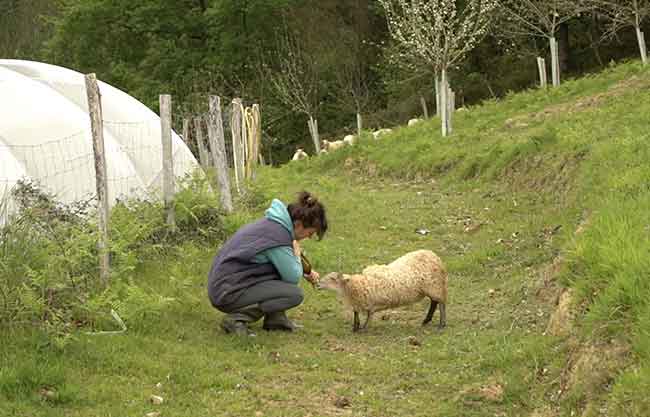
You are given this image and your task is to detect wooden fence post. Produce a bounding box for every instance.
[246,104,261,178]
[182,118,190,146]
[252,104,262,168]
[207,96,233,213]
[231,98,244,194]
[84,73,110,286]
[193,117,210,169]
[159,94,175,229]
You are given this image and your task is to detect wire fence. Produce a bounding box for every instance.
[0,117,198,226]
[1,95,262,227]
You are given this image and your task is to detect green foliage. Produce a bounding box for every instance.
[566,194,650,336]
[0,177,226,346]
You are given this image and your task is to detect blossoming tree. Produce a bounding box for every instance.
[378,0,499,137]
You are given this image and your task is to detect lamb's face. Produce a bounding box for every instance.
[317,272,346,292]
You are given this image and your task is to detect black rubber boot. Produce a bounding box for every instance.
[221,305,264,336]
[262,311,301,332]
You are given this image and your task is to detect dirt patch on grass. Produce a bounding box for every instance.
[556,339,632,416]
[546,289,575,337]
[566,341,630,393]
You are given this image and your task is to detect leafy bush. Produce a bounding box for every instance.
[0,177,226,347]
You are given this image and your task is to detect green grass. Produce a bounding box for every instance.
[2,59,650,416]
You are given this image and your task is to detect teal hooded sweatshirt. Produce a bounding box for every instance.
[252,199,303,284]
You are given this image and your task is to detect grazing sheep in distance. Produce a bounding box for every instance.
[318,249,448,332]
[372,128,392,140]
[291,148,308,161]
[408,118,422,127]
[343,134,356,146]
[321,139,346,152]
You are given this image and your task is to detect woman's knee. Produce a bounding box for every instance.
[288,286,304,307]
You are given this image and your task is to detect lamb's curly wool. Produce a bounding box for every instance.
[320,250,448,331]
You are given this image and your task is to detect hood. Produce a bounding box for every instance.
[265,198,294,238]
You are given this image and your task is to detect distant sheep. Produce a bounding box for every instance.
[372,128,392,140]
[321,139,346,152]
[291,148,308,161]
[408,118,422,127]
[343,134,356,146]
[318,249,448,332]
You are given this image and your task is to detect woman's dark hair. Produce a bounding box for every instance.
[287,191,328,240]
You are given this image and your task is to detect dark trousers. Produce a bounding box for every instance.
[219,280,304,314]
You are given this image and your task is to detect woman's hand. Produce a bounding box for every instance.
[293,240,302,257]
[304,270,320,286]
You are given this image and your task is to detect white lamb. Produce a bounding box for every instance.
[372,128,392,140]
[408,118,422,127]
[291,148,308,161]
[318,250,448,332]
[321,139,346,152]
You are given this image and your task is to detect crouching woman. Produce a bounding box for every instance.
[208,191,327,336]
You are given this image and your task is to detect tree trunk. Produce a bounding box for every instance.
[636,25,648,65]
[308,115,321,153]
[434,76,441,117]
[589,12,604,67]
[537,57,548,88]
[356,112,363,138]
[420,96,429,119]
[550,37,560,87]
[440,68,449,137]
[558,22,570,74]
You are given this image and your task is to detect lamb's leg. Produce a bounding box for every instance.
[353,311,361,332]
[438,303,446,329]
[422,299,438,325]
[361,311,373,330]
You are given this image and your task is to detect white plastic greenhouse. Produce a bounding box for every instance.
[0,60,199,223]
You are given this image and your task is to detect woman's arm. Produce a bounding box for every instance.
[255,246,303,284]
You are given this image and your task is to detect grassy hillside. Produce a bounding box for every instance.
[2,60,649,417]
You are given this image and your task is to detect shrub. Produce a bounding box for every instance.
[0,176,226,347]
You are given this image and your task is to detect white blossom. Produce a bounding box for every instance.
[378,0,499,72]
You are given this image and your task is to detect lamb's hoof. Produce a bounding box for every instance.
[436,324,446,332]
